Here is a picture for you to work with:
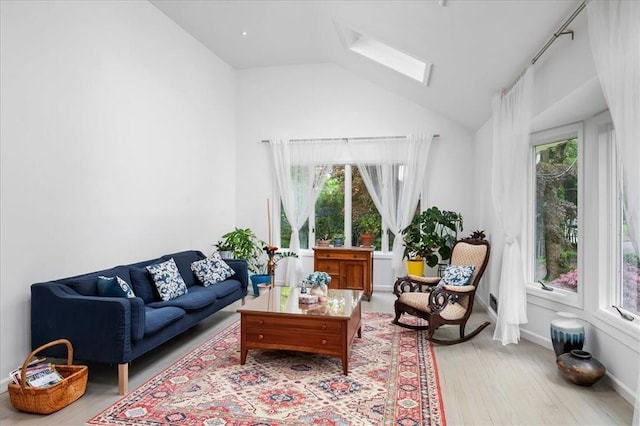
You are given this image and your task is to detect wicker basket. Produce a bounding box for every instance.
[8,339,88,414]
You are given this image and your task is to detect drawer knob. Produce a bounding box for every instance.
[321,324,327,330]
[258,334,264,340]
[258,320,264,326]
[321,339,327,345]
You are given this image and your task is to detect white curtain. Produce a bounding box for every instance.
[269,138,343,285]
[587,1,640,423]
[348,134,434,277]
[491,66,534,345]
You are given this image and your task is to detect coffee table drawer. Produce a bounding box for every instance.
[244,315,342,334]
[245,330,342,350]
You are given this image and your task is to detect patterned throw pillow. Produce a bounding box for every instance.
[191,253,235,287]
[441,265,475,286]
[146,258,188,301]
[97,276,136,298]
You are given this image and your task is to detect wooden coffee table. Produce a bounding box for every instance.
[237,287,363,375]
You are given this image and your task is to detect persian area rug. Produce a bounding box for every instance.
[88,312,445,426]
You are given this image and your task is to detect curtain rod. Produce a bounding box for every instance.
[261,134,440,143]
[505,0,586,92]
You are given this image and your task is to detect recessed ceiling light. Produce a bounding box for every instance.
[241,31,248,37]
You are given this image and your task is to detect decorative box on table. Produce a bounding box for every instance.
[298,294,319,304]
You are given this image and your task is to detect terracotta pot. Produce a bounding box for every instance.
[317,239,331,247]
[556,349,606,386]
[360,233,374,247]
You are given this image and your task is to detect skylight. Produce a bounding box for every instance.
[335,21,433,85]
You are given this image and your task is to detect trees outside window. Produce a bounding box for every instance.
[621,200,640,315]
[534,137,579,292]
[279,164,408,251]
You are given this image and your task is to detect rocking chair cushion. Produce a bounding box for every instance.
[398,291,469,320]
[399,292,431,311]
[443,284,475,293]
[407,275,441,285]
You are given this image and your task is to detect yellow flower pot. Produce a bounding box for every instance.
[406,259,424,276]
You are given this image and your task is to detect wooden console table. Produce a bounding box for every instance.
[313,246,373,301]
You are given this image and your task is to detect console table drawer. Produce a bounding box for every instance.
[315,251,369,260]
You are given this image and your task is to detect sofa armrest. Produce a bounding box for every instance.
[31,283,141,364]
[224,259,249,290]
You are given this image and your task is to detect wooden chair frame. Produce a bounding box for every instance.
[392,238,491,345]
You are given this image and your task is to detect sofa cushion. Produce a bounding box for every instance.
[146,286,219,311]
[191,253,235,287]
[130,267,159,303]
[161,251,206,288]
[144,306,186,336]
[189,279,241,300]
[64,265,132,296]
[97,276,136,298]
[65,276,99,296]
[146,258,188,302]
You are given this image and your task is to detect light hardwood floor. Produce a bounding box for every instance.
[0,291,633,425]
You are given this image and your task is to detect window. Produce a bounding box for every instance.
[621,209,640,315]
[279,164,410,252]
[529,123,582,301]
[352,166,382,249]
[533,137,579,291]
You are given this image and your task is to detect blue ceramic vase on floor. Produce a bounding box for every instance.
[550,311,585,357]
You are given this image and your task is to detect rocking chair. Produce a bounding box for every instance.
[392,237,491,345]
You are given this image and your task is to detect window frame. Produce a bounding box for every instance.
[526,122,584,309]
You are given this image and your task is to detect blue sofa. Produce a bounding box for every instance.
[30,250,248,394]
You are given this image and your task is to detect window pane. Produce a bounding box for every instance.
[316,166,345,243]
[534,138,579,291]
[622,211,639,315]
[352,166,381,249]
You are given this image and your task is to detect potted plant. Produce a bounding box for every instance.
[357,216,378,248]
[333,234,344,247]
[213,240,234,259]
[317,232,332,247]
[217,228,299,295]
[400,206,463,276]
[217,228,264,274]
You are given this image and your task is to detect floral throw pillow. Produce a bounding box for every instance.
[191,253,235,287]
[441,265,475,286]
[146,258,188,301]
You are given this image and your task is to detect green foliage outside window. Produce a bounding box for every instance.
[535,138,579,291]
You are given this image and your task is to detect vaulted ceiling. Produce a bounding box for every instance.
[151,0,583,132]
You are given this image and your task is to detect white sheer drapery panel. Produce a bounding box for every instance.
[348,134,434,277]
[587,2,640,423]
[269,138,342,285]
[491,66,534,345]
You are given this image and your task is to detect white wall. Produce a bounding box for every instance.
[0,0,237,382]
[473,11,638,404]
[235,63,476,289]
